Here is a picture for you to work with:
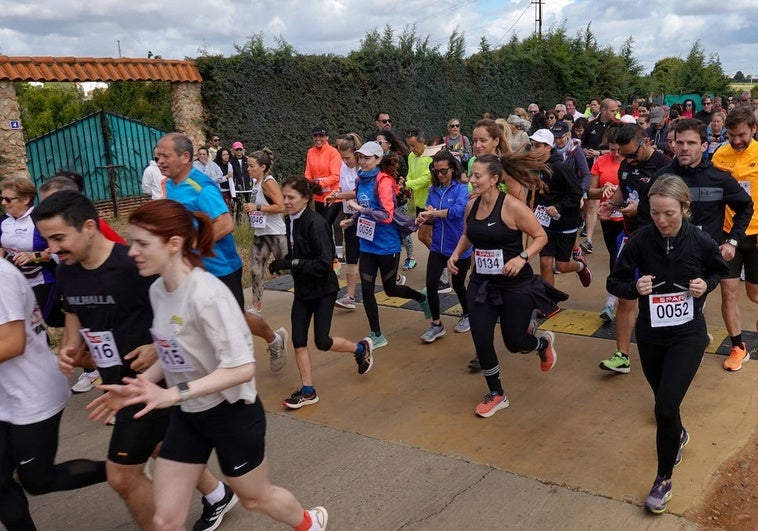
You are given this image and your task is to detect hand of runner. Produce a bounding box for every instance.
[689,278,707,298]
[447,254,459,275]
[636,274,656,296]
[86,385,132,424]
[124,344,157,373]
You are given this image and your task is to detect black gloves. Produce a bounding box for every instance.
[269,259,294,275]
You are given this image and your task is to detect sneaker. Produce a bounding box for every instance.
[454,315,471,333]
[571,246,582,261]
[402,258,417,270]
[644,474,672,514]
[599,304,614,322]
[355,338,373,375]
[437,280,452,294]
[335,295,356,310]
[396,274,407,286]
[580,227,588,238]
[537,331,557,372]
[575,255,592,287]
[527,316,537,336]
[419,288,432,319]
[421,322,446,343]
[71,370,102,393]
[193,482,239,531]
[475,391,510,418]
[368,332,388,350]
[579,239,593,254]
[283,388,319,409]
[723,342,749,371]
[467,356,481,372]
[268,327,289,372]
[332,258,342,275]
[306,506,328,531]
[599,351,631,373]
[675,428,689,467]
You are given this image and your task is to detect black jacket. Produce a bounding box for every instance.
[607,220,728,344]
[285,207,338,301]
[229,157,252,191]
[533,151,583,231]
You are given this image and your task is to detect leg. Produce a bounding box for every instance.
[0,421,36,531]
[249,235,273,311]
[107,461,156,530]
[539,255,555,286]
[359,252,382,334]
[244,312,276,343]
[151,459,205,531]
[467,283,502,393]
[425,252,447,322]
[381,253,424,301]
[343,217,360,299]
[583,199,599,246]
[451,256,471,314]
[615,298,636,354]
[290,298,316,387]
[720,278,742,337]
[217,267,245,311]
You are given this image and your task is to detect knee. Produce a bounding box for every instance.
[653,402,678,423]
[314,336,333,352]
[106,466,142,497]
[153,511,185,531]
[18,474,52,496]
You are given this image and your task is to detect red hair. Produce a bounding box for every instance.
[128,199,215,268]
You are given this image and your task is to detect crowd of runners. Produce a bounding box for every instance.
[0,94,756,529]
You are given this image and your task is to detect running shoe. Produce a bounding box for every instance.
[580,227,588,238]
[723,342,749,371]
[599,304,614,322]
[368,332,388,350]
[421,322,445,343]
[402,258,417,270]
[396,274,407,286]
[192,482,239,531]
[335,295,356,310]
[579,239,593,254]
[537,331,557,372]
[306,506,328,531]
[467,355,481,372]
[575,255,592,287]
[71,370,102,393]
[599,351,630,373]
[475,391,510,418]
[355,338,373,375]
[644,475,672,514]
[419,288,432,319]
[454,315,470,333]
[675,427,689,467]
[268,327,289,372]
[283,388,319,409]
[437,280,452,294]
[527,316,537,336]
[571,246,582,262]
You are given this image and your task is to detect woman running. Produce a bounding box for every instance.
[607,175,727,514]
[89,199,328,531]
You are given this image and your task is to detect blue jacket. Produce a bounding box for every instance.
[355,168,401,255]
[426,180,472,258]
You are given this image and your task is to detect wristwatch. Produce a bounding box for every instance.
[256,203,261,211]
[176,381,191,401]
[724,238,738,247]
[33,251,42,263]
[519,251,529,261]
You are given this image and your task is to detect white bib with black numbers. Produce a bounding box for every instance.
[356,217,376,241]
[150,329,197,373]
[648,291,694,328]
[248,211,267,229]
[474,248,504,275]
[79,329,122,368]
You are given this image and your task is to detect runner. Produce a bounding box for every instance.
[448,154,558,418]
[90,199,328,530]
[270,176,373,409]
[32,191,237,531]
[0,257,105,531]
[607,175,728,514]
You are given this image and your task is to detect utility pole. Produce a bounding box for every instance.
[532,0,543,38]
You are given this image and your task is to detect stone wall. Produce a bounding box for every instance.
[171,82,205,151]
[0,81,31,180]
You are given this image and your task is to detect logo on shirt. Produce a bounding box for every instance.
[66,295,116,305]
[170,315,184,326]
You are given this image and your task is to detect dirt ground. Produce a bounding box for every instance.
[688,431,758,530]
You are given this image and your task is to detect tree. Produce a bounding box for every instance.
[734,70,745,82]
[15,82,85,140]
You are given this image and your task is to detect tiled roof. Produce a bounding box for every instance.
[0,56,202,83]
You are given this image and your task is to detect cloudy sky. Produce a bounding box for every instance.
[1,0,756,78]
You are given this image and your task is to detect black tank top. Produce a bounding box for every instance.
[466,192,530,281]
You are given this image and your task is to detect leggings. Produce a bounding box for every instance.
[218,266,244,311]
[0,410,106,531]
[397,202,414,258]
[342,213,360,265]
[359,252,425,335]
[315,201,343,244]
[291,292,338,351]
[638,332,706,478]
[467,280,539,394]
[600,219,625,272]
[425,251,470,320]
[250,234,288,304]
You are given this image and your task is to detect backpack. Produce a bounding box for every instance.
[375,172,418,238]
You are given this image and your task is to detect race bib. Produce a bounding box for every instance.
[474,249,504,275]
[534,205,552,227]
[648,291,694,328]
[150,329,197,373]
[79,328,122,368]
[356,217,376,241]
[248,211,267,229]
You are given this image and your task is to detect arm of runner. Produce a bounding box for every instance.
[59,311,89,376]
[0,320,24,363]
[123,343,157,373]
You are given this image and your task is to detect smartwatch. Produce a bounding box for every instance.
[177,381,191,401]
[519,251,529,261]
[33,251,42,263]
[724,238,738,247]
[256,203,261,212]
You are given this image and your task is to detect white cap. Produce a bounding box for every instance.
[529,128,555,145]
[355,141,384,158]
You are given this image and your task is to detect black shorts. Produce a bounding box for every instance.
[540,231,577,262]
[158,399,266,477]
[108,406,170,465]
[724,235,758,282]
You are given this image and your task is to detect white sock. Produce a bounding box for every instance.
[577,261,585,271]
[268,332,281,347]
[605,294,617,307]
[204,481,226,504]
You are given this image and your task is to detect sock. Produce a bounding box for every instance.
[294,510,313,531]
[354,342,365,356]
[577,261,586,272]
[617,351,629,358]
[268,332,282,347]
[729,334,743,347]
[301,385,315,396]
[605,294,617,307]
[204,481,226,505]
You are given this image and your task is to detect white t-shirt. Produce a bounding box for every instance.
[250,174,286,236]
[149,268,256,413]
[0,259,70,424]
[339,162,358,214]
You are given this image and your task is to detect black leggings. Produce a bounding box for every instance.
[291,292,338,351]
[218,266,244,311]
[638,332,706,478]
[342,213,360,265]
[0,410,106,531]
[425,251,470,320]
[467,279,539,394]
[359,252,424,335]
[600,219,625,272]
[315,201,343,245]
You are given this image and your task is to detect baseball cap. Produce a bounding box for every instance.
[550,121,570,137]
[649,108,665,124]
[355,142,384,158]
[620,114,637,124]
[232,141,244,150]
[311,124,328,136]
[529,129,555,145]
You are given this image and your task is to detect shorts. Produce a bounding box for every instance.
[158,399,266,477]
[108,406,170,465]
[540,231,577,262]
[724,235,758,282]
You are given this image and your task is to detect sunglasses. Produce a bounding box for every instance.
[379,119,392,124]
[1,196,20,203]
[449,123,460,128]
[623,139,645,160]
[528,110,538,114]
[211,138,220,142]
[702,102,712,105]
[432,168,451,176]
